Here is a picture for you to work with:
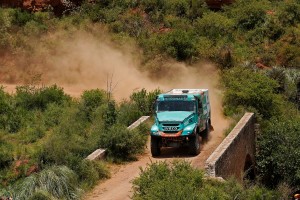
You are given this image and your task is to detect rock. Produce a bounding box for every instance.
[0,0,83,15]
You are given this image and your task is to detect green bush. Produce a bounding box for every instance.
[158,29,197,61]
[278,0,300,26]
[0,87,12,130]
[103,101,117,129]
[119,11,145,37]
[133,160,278,200]
[41,106,88,165]
[44,103,64,128]
[75,160,110,188]
[20,112,46,144]
[257,117,300,187]
[140,0,166,13]
[15,85,70,111]
[195,12,234,41]
[189,0,207,20]
[228,0,270,30]
[0,87,22,133]
[98,124,147,161]
[222,66,283,119]
[0,132,14,167]
[276,43,300,68]
[80,89,106,121]
[130,88,161,116]
[132,160,203,199]
[12,9,36,26]
[117,101,142,126]
[165,0,189,17]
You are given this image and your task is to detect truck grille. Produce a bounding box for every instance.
[162,123,180,126]
[162,123,180,132]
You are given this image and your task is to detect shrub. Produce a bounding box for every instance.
[165,0,189,17]
[80,89,106,121]
[132,160,278,200]
[23,20,48,36]
[0,8,13,31]
[98,124,147,161]
[120,11,145,38]
[44,103,64,128]
[189,0,207,20]
[140,0,166,13]
[194,12,234,41]
[103,101,117,129]
[117,101,142,126]
[278,0,300,26]
[12,9,36,26]
[130,88,161,115]
[257,117,300,187]
[0,87,12,130]
[276,43,300,68]
[158,29,197,61]
[222,66,283,119]
[20,111,46,144]
[0,87,21,133]
[228,0,270,30]
[15,85,70,111]
[0,132,14,167]
[13,166,81,200]
[75,160,110,188]
[41,103,106,166]
[132,160,203,199]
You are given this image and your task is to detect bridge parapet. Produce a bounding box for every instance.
[205,113,256,181]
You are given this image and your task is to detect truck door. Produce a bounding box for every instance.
[197,98,205,130]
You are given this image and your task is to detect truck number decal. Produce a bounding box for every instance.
[164,127,178,131]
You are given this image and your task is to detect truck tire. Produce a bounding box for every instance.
[201,120,211,141]
[151,136,161,157]
[189,134,200,155]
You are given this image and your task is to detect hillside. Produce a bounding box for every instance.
[0,0,300,199]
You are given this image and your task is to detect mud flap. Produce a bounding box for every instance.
[210,124,214,131]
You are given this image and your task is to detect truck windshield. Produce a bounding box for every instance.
[156,101,195,112]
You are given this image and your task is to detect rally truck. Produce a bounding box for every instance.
[150,89,211,156]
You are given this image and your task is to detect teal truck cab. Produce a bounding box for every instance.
[150,89,211,156]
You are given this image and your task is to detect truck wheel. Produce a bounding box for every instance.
[201,120,211,141]
[151,136,161,157]
[189,134,200,155]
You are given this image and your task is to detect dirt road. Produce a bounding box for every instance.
[85,115,229,200]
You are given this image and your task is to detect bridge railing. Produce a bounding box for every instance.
[205,112,256,181]
[86,116,150,161]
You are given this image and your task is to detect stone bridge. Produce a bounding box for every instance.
[205,113,256,181]
[87,112,257,181]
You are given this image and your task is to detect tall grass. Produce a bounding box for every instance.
[13,166,81,200]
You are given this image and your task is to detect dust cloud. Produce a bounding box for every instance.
[0,30,229,132]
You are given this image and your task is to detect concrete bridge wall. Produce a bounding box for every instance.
[205,113,256,181]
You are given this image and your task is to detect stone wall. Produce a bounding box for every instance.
[86,116,150,161]
[205,113,256,181]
